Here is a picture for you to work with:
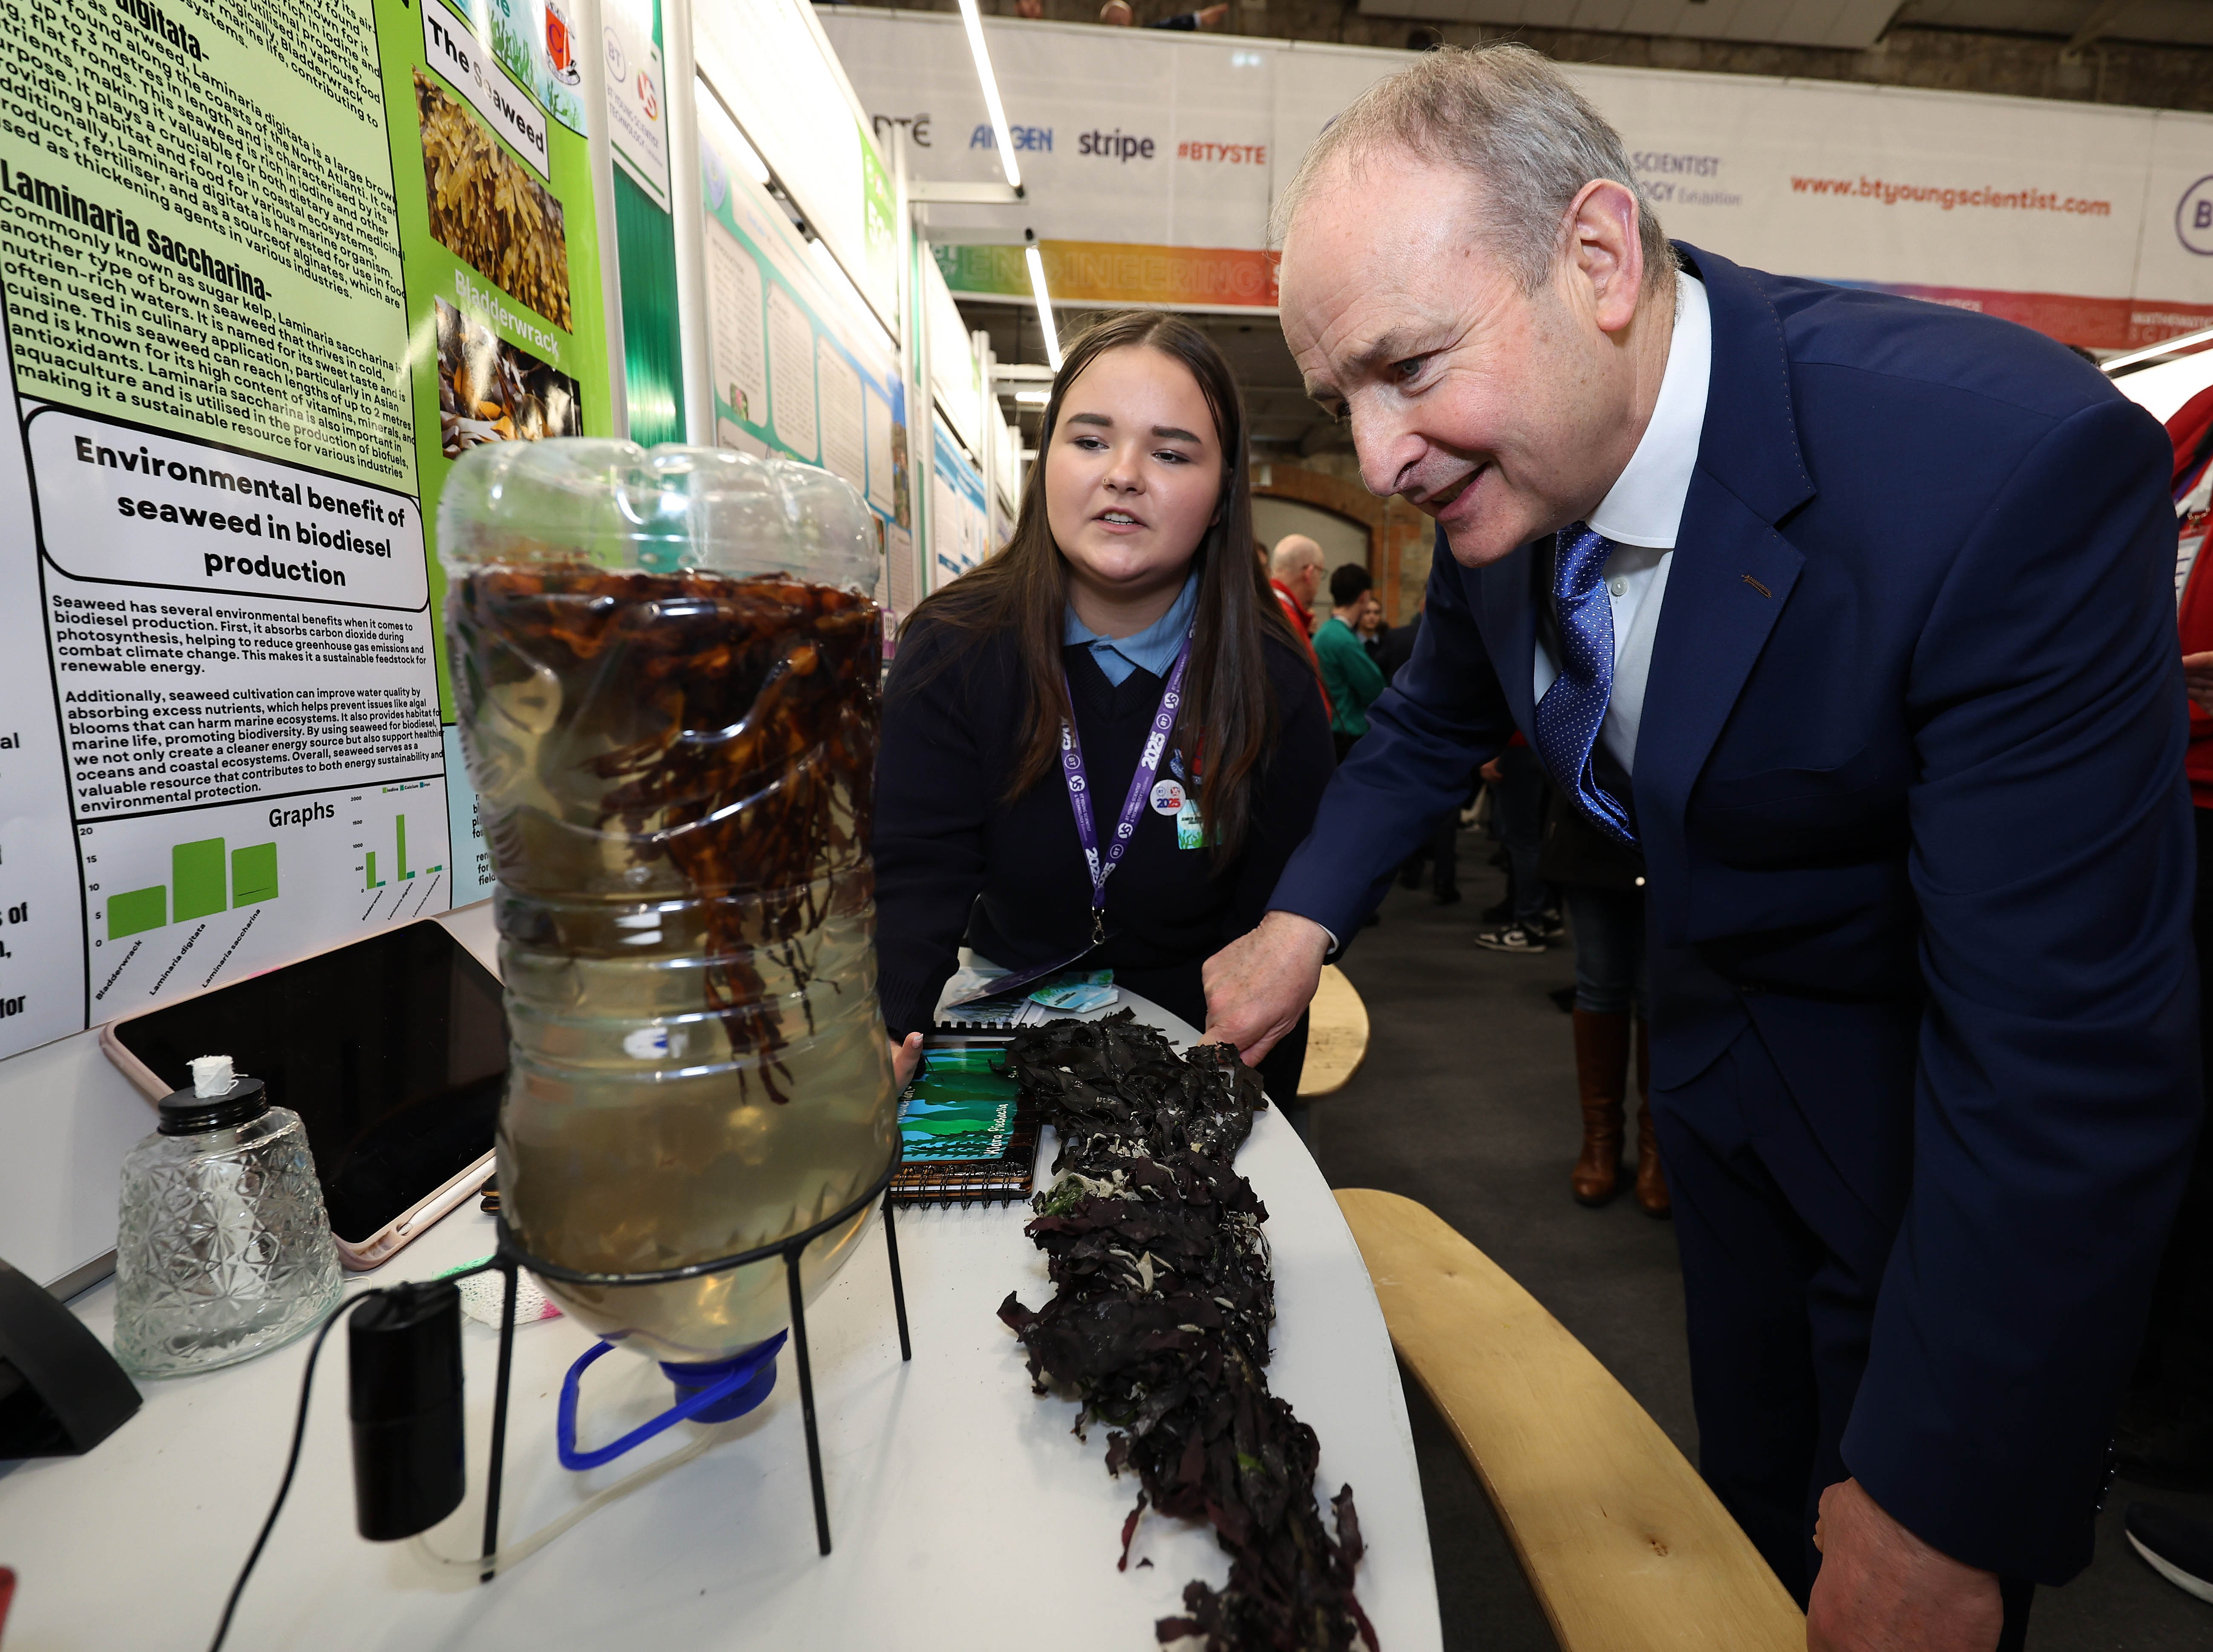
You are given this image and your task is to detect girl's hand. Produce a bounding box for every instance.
[890,1031,924,1091]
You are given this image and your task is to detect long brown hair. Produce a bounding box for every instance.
[901,311,1300,864]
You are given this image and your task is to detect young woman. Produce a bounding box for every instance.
[874,313,1334,1116]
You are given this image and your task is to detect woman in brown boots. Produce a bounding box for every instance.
[1541,805,1668,1216]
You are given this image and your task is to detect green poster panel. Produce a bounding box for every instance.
[616,168,685,446]
[607,0,684,446]
[372,0,616,724]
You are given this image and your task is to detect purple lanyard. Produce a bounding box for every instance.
[1061,629,1194,945]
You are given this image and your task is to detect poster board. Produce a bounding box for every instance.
[0,0,614,1062]
[697,89,909,590]
[930,417,989,587]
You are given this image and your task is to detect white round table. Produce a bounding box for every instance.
[0,963,1442,1650]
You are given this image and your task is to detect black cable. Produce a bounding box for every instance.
[204,1255,508,1649]
[206,1297,364,1652]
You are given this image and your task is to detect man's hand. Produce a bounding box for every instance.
[1479,755,1505,783]
[1202,910,1330,1064]
[1807,1479,2003,1652]
[2184,650,2213,715]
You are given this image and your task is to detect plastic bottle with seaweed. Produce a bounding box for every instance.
[441,440,896,1362]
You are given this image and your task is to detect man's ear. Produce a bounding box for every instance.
[1562,178,1645,337]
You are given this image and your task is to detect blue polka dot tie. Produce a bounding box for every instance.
[1533,521,1638,848]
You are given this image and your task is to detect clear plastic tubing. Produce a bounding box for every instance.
[440,441,898,1364]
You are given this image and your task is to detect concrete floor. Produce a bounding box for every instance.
[1310,851,2213,1651]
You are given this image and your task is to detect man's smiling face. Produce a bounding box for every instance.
[1278,146,1651,570]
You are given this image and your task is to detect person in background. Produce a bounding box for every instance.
[1315,563,1387,763]
[873,311,1333,1119]
[1269,533,1332,717]
[1376,592,1421,682]
[1356,589,1389,664]
[1473,735,1558,952]
[1542,801,1665,1214]
[1269,534,1325,639]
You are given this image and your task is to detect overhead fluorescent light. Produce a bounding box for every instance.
[1014,389,1049,405]
[1026,244,1061,372]
[2104,324,2213,373]
[956,0,1021,191]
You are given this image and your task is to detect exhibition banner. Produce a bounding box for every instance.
[821,9,2213,348]
[0,0,615,1060]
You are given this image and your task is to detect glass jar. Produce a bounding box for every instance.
[114,1062,344,1378]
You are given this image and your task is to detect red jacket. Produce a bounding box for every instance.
[1271,578,1332,717]
[2169,385,2213,805]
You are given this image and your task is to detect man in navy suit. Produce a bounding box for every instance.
[1204,44,2201,1650]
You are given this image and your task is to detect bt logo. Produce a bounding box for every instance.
[2177,175,2213,255]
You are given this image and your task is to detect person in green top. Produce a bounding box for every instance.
[1314,563,1387,762]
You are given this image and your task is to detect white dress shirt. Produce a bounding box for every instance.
[1531,269,1711,777]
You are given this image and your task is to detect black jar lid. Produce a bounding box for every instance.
[158,1074,271,1136]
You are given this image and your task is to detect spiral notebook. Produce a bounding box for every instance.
[889,1035,1041,1206]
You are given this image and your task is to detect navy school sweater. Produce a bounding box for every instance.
[872,614,1335,1091]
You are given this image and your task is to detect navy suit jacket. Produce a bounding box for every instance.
[1271,244,2201,1581]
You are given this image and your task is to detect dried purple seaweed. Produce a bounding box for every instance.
[996,1012,1375,1651]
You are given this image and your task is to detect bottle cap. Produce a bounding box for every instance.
[157,1061,271,1136]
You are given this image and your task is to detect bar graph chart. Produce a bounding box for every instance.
[108,834,279,939]
[363,805,442,891]
[84,781,453,1015]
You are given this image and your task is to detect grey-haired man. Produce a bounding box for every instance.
[1206,43,2198,1652]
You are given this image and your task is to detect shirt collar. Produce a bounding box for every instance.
[1586,270,1711,551]
[1064,570,1200,680]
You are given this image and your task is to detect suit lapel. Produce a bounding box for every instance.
[1635,483,1804,831]
[1636,244,1817,834]
[1476,542,1539,737]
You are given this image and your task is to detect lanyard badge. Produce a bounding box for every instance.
[1060,629,1194,945]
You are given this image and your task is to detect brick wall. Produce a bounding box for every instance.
[1254,454,1436,624]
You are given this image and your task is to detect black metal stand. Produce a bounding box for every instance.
[476,1153,910,1580]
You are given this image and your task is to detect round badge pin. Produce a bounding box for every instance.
[1150,779,1185,815]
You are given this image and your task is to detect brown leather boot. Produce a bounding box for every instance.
[1632,1017,1671,1218]
[1571,1008,1629,1206]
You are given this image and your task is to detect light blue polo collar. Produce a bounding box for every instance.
[1063,571,1199,687]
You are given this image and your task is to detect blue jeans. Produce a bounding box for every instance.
[1566,884,1646,1016]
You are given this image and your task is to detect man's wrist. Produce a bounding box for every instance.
[1262,908,1337,958]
